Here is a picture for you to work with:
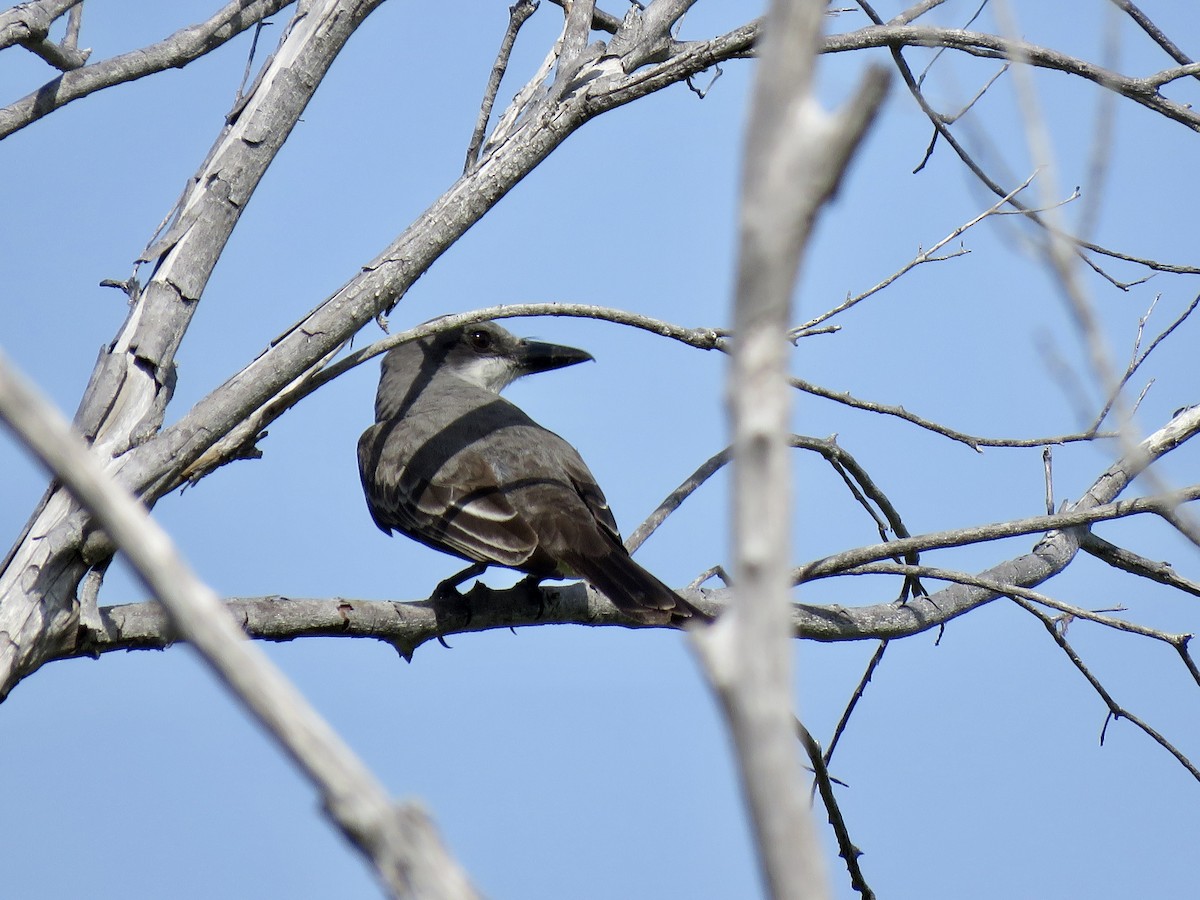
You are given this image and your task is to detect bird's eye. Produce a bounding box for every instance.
[467,329,493,351]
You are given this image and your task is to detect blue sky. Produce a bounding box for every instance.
[1,2,1198,897]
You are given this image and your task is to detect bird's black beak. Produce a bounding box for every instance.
[517,338,594,375]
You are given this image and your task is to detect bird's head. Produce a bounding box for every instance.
[413,320,593,393]
[375,320,594,419]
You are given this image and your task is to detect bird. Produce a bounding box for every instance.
[356,319,704,625]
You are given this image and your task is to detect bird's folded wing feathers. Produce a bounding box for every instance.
[410,474,542,567]
[360,424,542,567]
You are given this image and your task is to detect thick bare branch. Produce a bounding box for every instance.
[0,0,78,52]
[24,404,1196,678]
[0,0,385,698]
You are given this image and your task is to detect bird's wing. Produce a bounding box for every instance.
[358,417,543,569]
[407,450,546,567]
[558,447,622,544]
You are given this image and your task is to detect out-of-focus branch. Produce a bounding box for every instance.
[691,0,888,896]
[0,351,479,900]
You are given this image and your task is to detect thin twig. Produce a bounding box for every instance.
[629,435,913,559]
[1011,596,1200,781]
[1043,447,1054,514]
[797,170,1038,331]
[825,640,888,767]
[1107,0,1196,70]
[841,562,1195,652]
[941,62,1008,124]
[842,7,1200,285]
[795,719,876,899]
[235,18,273,106]
[789,375,1113,451]
[465,1,539,172]
[1090,292,1200,432]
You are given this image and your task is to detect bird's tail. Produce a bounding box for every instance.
[572,548,711,626]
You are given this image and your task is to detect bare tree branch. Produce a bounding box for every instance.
[1108,0,1197,71]
[691,1,888,896]
[841,562,1194,650]
[464,0,539,173]
[1082,533,1200,597]
[1090,292,1200,431]
[184,303,727,487]
[627,435,913,558]
[788,375,1114,451]
[794,719,875,899]
[846,5,1200,283]
[796,170,1039,331]
[1012,596,1200,781]
[824,640,888,767]
[0,7,765,698]
[24,400,1195,679]
[0,0,294,139]
[0,350,480,900]
[800,486,1200,583]
[0,0,78,52]
[824,24,1200,130]
[0,0,386,699]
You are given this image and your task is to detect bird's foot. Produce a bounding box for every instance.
[432,563,489,625]
[515,574,547,617]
